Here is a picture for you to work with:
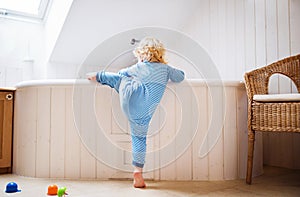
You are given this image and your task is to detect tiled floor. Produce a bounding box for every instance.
[1,166,299,196]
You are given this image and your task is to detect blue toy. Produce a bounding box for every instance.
[5,182,21,193]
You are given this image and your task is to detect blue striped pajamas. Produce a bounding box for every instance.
[96,61,184,168]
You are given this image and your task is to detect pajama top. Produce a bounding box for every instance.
[96,61,184,167]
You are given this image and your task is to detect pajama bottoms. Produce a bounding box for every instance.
[97,71,154,168]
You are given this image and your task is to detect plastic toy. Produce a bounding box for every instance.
[5,182,21,193]
[57,187,68,197]
[47,184,58,195]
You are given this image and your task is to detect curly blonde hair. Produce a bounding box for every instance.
[133,37,167,64]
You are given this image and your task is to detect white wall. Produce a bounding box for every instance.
[47,0,300,81]
[0,19,43,87]
[184,0,300,169]
[1,0,299,84]
[184,0,300,81]
[46,0,201,79]
[44,0,74,78]
[0,0,73,86]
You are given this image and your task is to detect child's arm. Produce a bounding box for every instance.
[168,67,185,82]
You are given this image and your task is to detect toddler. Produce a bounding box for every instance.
[88,37,185,188]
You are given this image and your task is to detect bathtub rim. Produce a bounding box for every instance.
[15,79,245,89]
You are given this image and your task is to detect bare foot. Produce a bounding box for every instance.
[133,172,146,188]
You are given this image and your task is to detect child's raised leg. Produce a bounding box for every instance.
[96,71,121,92]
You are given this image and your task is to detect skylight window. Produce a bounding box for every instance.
[0,0,50,22]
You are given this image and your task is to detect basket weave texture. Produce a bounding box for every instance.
[245,54,300,133]
[244,54,300,184]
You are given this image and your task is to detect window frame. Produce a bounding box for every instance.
[0,0,51,23]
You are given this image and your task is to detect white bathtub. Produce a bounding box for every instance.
[13,79,263,180]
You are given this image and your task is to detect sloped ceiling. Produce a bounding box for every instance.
[49,0,200,65]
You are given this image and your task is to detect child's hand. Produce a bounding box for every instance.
[88,75,97,81]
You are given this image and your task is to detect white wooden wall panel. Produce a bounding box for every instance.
[245,0,256,72]
[12,81,261,180]
[95,86,112,135]
[208,0,217,71]
[182,0,299,82]
[95,86,117,179]
[278,0,292,94]
[175,85,192,180]
[278,0,291,59]
[80,86,97,179]
[22,88,37,177]
[224,87,238,180]
[236,86,248,178]
[225,0,236,80]
[143,105,159,180]
[192,86,209,180]
[255,0,266,68]
[80,144,96,179]
[266,0,279,94]
[186,0,210,55]
[159,86,176,180]
[50,87,65,178]
[235,0,246,79]
[290,0,300,56]
[207,86,224,180]
[65,87,81,179]
[217,0,226,79]
[36,87,51,178]
[14,90,24,175]
[148,105,160,180]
